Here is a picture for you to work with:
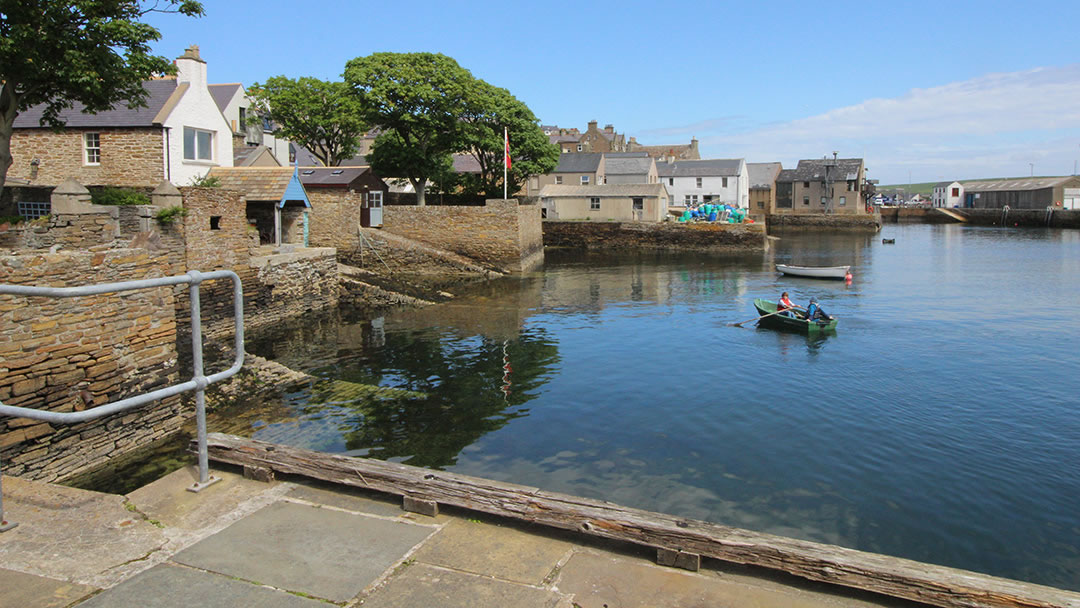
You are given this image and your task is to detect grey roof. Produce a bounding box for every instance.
[538,183,667,198]
[550,134,581,144]
[233,145,279,167]
[604,152,649,158]
[452,154,481,174]
[780,158,863,182]
[208,83,242,113]
[604,156,653,176]
[933,181,958,188]
[298,166,376,186]
[13,79,180,128]
[656,158,742,178]
[747,162,782,189]
[553,153,603,173]
[961,176,1078,192]
[777,169,798,181]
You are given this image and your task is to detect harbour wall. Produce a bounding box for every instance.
[542,221,766,251]
[765,213,882,232]
[880,207,1080,228]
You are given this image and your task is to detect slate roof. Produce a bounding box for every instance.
[777,169,798,182]
[208,83,242,113]
[538,183,667,198]
[298,166,374,186]
[553,153,603,173]
[208,167,303,202]
[656,159,742,178]
[961,176,1077,192]
[747,162,782,189]
[13,79,181,128]
[633,143,695,159]
[780,158,863,182]
[233,145,279,167]
[452,154,482,174]
[604,156,653,176]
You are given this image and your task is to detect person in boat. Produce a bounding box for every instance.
[777,292,798,317]
[805,298,830,322]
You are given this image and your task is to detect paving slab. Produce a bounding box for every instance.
[361,562,571,608]
[0,567,97,608]
[126,465,281,533]
[285,481,411,518]
[0,475,165,586]
[74,563,326,608]
[171,500,435,602]
[556,551,912,608]
[409,516,574,585]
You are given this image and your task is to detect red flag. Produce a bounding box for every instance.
[504,128,512,170]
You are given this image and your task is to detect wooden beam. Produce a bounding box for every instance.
[201,433,1080,608]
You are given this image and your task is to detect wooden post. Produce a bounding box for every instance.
[199,434,1080,608]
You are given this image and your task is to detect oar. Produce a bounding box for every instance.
[730,306,804,327]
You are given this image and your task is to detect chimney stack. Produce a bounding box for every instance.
[175,44,207,88]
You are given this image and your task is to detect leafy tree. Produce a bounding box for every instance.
[0,0,204,198]
[344,52,474,206]
[246,77,367,167]
[459,80,558,200]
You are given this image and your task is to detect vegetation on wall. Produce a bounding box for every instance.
[154,205,187,225]
[91,187,150,206]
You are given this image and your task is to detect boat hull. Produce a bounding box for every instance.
[753,298,838,333]
[776,264,850,279]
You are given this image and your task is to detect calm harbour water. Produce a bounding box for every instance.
[96,223,1080,589]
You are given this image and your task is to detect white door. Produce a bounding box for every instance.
[1063,188,1079,210]
[369,191,384,227]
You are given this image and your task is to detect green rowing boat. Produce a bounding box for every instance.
[753,298,838,333]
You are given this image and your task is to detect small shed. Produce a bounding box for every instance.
[298,166,388,228]
[208,166,312,246]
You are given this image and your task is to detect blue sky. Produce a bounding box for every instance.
[147,0,1080,184]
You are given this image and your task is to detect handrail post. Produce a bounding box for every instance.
[186,271,219,493]
[0,451,17,532]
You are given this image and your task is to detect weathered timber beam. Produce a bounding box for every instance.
[200,433,1080,608]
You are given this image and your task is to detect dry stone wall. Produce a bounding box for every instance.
[247,248,339,331]
[0,249,184,482]
[766,213,882,232]
[382,200,543,273]
[542,221,766,251]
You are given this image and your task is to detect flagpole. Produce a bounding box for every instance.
[503,126,508,201]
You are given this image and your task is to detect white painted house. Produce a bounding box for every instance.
[656,158,749,209]
[209,83,291,166]
[931,181,964,208]
[165,46,235,186]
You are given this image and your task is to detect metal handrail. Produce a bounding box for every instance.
[0,270,244,532]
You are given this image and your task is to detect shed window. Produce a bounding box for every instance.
[555,176,563,185]
[84,133,101,165]
[632,198,643,210]
[590,197,600,210]
[183,127,214,161]
[369,191,383,208]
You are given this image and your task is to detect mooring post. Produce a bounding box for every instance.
[0,451,17,532]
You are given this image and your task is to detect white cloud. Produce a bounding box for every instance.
[693,65,1080,183]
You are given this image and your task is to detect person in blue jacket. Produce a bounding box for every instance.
[805,298,830,322]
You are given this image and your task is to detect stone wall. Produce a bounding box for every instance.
[766,213,882,232]
[307,188,363,251]
[0,211,120,250]
[0,249,184,482]
[8,127,164,189]
[382,200,543,273]
[879,207,1080,228]
[542,221,766,251]
[247,248,339,331]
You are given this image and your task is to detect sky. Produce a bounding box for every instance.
[145,0,1080,185]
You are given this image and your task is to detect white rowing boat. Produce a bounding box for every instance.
[776,264,851,279]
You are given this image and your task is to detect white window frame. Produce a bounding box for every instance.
[839,196,847,206]
[183,126,215,162]
[369,190,383,208]
[581,175,590,185]
[590,197,600,210]
[555,175,563,185]
[83,133,101,165]
[696,177,702,188]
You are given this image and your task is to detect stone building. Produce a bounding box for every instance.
[208,167,312,246]
[774,157,868,215]
[7,46,233,214]
[299,167,390,252]
[538,183,669,222]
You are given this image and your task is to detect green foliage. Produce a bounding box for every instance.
[345,52,475,205]
[91,187,150,206]
[188,174,221,187]
[154,205,187,225]
[458,79,558,200]
[247,77,366,167]
[0,215,25,225]
[0,1,205,196]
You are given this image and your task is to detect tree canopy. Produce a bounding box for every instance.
[458,80,558,200]
[344,52,474,206]
[0,0,204,197]
[246,77,367,167]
